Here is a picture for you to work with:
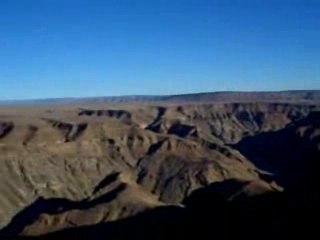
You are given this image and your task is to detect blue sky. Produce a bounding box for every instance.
[0,0,319,100]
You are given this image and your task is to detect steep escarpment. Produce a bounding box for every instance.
[78,109,132,123]
[138,103,319,145]
[166,103,319,143]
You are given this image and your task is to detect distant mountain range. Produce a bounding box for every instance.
[1,90,320,105]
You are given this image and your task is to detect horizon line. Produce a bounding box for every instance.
[1,89,319,103]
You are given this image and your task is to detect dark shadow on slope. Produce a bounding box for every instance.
[9,206,186,240]
[0,122,14,139]
[79,109,132,122]
[145,107,166,133]
[233,111,320,187]
[168,123,198,138]
[2,177,319,240]
[65,123,88,142]
[0,183,127,239]
[22,125,38,146]
[146,139,167,155]
[42,119,88,142]
[92,172,121,195]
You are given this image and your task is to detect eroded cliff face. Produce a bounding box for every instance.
[0,102,319,239]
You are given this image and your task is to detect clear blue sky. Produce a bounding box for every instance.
[0,0,319,100]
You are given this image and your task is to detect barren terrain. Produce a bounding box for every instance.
[0,91,319,239]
